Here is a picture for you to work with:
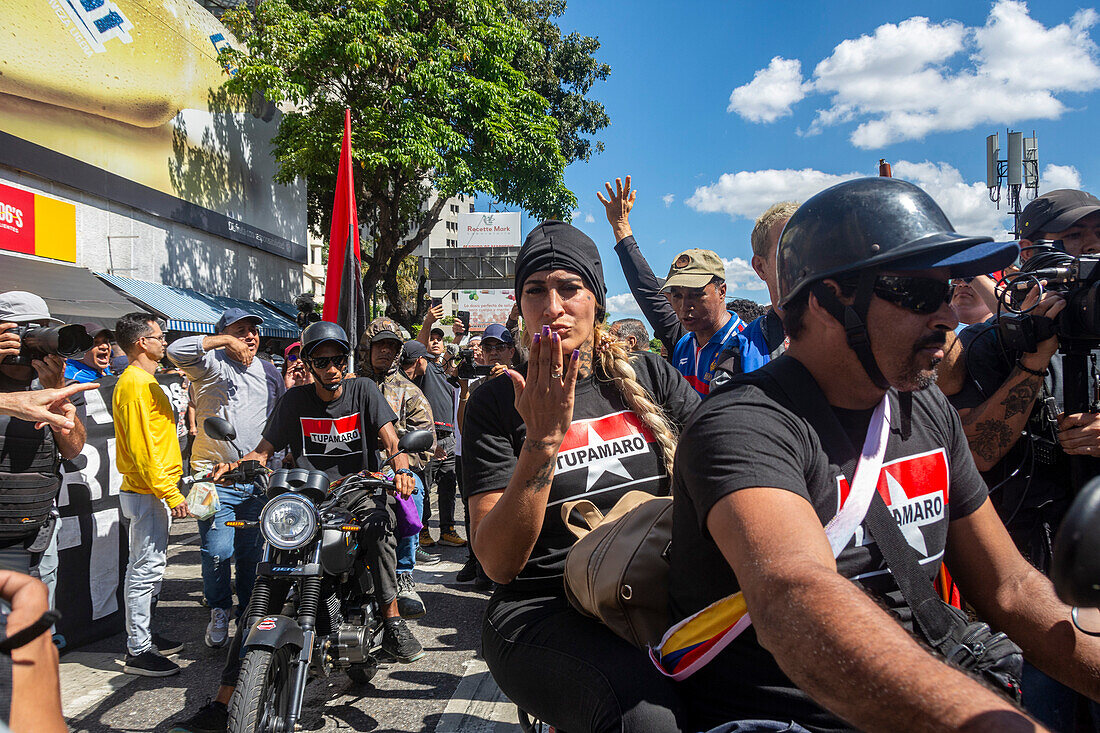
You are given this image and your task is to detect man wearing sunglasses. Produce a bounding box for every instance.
[669,177,1100,732]
[176,321,423,733]
[949,189,1100,730]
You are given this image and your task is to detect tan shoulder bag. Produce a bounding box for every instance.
[560,490,673,649]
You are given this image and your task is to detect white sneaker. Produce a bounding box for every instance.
[205,607,230,648]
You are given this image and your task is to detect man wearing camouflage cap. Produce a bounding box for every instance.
[357,318,437,618]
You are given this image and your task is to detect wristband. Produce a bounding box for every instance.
[1016,360,1047,377]
[395,468,415,477]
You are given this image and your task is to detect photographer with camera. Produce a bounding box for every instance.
[0,293,87,579]
[950,189,1100,730]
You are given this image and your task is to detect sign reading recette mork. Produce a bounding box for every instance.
[458,212,521,247]
[0,0,307,262]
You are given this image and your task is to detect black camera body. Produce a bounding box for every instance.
[2,324,92,366]
[998,248,1100,352]
[454,348,491,380]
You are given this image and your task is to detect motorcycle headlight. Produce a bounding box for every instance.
[260,494,317,550]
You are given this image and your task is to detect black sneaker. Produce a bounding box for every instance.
[415,547,441,566]
[381,617,424,663]
[456,556,478,583]
[474,565,496,593]
[153,633,183,656]
[123,649,180,677]
[168,700,228,733]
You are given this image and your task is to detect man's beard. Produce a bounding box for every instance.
[904,333,946,391]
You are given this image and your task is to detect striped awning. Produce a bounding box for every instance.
[95,274,299,338]
[96,273,224,333]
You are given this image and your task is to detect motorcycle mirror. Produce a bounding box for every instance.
[397,429,434,455]
[203,416,237,443]
[1051,475,1100,607]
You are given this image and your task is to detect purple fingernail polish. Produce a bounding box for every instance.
[572,349,580,360]
[533,333,541,344]
[552,331,559,343]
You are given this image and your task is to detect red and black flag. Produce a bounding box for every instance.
[322,108,368,355]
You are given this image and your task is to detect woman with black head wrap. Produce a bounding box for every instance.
[461,221,700,732]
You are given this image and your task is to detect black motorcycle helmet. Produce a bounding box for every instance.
[300,321,351,357]
[777,177,1018,389]
[300,321,350,393]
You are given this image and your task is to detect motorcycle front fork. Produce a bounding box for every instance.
[286,543,322,732]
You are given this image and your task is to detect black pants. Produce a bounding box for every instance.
[482,592,684,733]
[424,437,458,528]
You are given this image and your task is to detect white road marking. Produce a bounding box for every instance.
[434,659,521,733]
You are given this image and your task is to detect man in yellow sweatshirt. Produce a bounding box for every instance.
[112,313,187,677]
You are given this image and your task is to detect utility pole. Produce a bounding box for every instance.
[986,130,1039,237]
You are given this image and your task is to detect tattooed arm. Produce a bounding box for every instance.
[469,327,585,584]
[957,366,1044,471]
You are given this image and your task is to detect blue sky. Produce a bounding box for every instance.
[503,0,1100,324]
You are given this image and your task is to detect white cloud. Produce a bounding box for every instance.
[570,210,581,221]
[686,168,858,220]
[730,1,1100,147]
[688,160,1020,239]
[728,57,808,122]
[723,257,768,291]
[1040,163,1082,192]
[606,293,643,315]
[584,213,596,223]
[662,194,675,207]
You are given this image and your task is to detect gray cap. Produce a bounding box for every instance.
[0,291,61,324]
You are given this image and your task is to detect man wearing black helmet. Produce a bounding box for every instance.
[175,322,422,733]
[667,178,1100,732]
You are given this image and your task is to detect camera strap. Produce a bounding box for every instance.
[0,609,60,654]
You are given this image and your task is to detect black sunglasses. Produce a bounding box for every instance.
[308,354,348,369]
[872,274,953,315]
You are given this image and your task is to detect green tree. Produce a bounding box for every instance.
[220,0,608,330]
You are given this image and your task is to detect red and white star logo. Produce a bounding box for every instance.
[555,411,657,492]
[301,415,362,456]
[837,448,949,557]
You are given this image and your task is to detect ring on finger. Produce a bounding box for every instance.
[550,370,564,378]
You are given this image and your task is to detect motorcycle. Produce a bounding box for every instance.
[196,417,433,733]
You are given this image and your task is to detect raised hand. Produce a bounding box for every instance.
[596,175,637,241]
[0,382,98,432]
[506,325,581,452]
[223,337,254,367]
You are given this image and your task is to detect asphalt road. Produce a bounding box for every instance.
[59,515,523,733]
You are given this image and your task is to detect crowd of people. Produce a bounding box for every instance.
[0,177,1100,733]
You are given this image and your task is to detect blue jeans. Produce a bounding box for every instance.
[396,475,425,574]
[1023,661,1100,732]
[197,482,265,617]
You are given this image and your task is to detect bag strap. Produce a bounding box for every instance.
[863,491,957,647]
[560,490,658,540]
[560,499,605,540]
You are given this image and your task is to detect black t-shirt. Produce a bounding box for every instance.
[461,350,700,595]
[263,377,397,482]
[415,361,456,434]
[948,321,1092,567]
[669,356,988,733]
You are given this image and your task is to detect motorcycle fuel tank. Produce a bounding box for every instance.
[319,526,357,575]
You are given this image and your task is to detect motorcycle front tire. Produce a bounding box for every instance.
[228,646,297,733]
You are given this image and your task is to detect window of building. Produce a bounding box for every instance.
[469,204,475,213]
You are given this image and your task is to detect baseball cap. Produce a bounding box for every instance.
[81,321,114,340]
[0,292,61,324]
[371,328,402,344]
[1019,189,1100,241]
[283,341,301,358]
[215,307,263,333]
[660,249,726,291]
[429,326,445,338]
[402,340,428,362]
[481,323,514,345]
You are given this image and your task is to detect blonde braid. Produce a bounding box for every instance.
[592,323,679,479]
